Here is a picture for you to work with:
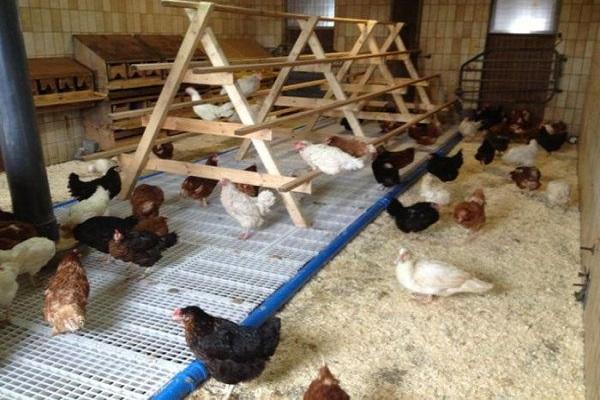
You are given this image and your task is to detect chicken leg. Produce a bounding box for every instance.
[238,230,252,240]
[411,293,434,304]
[222,385,235,400]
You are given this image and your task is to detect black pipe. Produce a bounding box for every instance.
[0,0,58,240]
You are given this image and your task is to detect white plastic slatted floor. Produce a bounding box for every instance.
[0,124,458,400]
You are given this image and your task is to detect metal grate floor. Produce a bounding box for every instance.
[0,126,459,400]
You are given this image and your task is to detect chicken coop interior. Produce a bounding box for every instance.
[0,0,598,399]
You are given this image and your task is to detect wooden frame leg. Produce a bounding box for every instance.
[236,16,319,161]
[303,21,377,133]
[119,2,214,199]
[201,27,309,228]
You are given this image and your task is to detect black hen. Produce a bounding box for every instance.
[173,306,280,385]
[537,125,567,153]
[426,150,463,182]
[474,105,505,129]
[108,229,178,267]
[73,216,138,253]
[340,117,363,131]
[386,199,439,233]
[475,139,495,165]
[68,166,122,201]
[371,148,415,187]
[485,126,511,152]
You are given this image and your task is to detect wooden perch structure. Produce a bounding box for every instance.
[120,1,452,228]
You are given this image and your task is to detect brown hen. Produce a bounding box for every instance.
[453,189,486,231]
[181,154,219,207]
[325,136,373,158]
[43,249,89,336]
[134,216,169,236]
[0,221,38,250]
[408,124,441,146]
[131,184,164,219]
[510,166,541,190]
[304,365,350,400]
[235,164,260,197]
[152,142,174,159]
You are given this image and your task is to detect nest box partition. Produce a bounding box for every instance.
[119,0,446,228]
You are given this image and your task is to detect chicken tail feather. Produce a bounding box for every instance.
[386,199,404,217]
[256,191,276,216]
[460,278,493,294]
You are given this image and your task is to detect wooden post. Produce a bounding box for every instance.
[236,16,319,160]
[200,27,309,227]
[119,1,214,199]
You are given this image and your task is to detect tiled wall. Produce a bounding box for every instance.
[419,1,491,102]
[544,0,600,135]
[333,0,393,52]
[17,0,254,165]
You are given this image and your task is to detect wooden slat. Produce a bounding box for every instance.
[182,70,234,85]
[34,91,106,108]
[187,49,412,74]
[234,74,440,136]
[119,2,215,199]
[141,115,278,140]
[120,154,312,194]
[162,0,396,25]
[109,78,329,121]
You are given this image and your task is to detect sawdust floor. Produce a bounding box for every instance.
[190,139,584,400]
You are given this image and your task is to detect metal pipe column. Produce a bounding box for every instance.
[0,0,58,239]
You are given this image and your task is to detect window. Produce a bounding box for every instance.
[489,0,559,34]
[286,0,335,28]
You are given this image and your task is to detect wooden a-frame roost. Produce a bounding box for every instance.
[119,0,454,228]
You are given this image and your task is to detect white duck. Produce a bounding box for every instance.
[395,248,493,303]
[186,87,235,121]
[502,139,539,167]
[294,141,364,175]
[419,173,451,206]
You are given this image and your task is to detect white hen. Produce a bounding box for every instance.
[294,141,364,175]
[546,180,571,207]
[458,118,482,140]
[0,262,19,321]
[186,87,235,121]
[220,179,277,240]
[395,248,492,303]
[61,186,110,230]
[228,103,261,123]
[87,157,118,175]
[419,173,451,205]
[220,73,262,97]
[502,139,538,167]
[0,237,56,285]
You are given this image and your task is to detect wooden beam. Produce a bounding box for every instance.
[108,78,329,121]
[200,26,309,227]
[367,100,457,146]
[81,132,195,161]
[162,0,396,25]
[182,70,234,85]
[133,51,352,71]
[188,49,413,75]
[120,154,312,194]
[274,96,389,109]
[119,1,214,200]
[278,170,321,193]
[141,115,282,140]
[234,74,440,136]
[236,16,319,161]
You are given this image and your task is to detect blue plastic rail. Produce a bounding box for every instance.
[150,132,463,400]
